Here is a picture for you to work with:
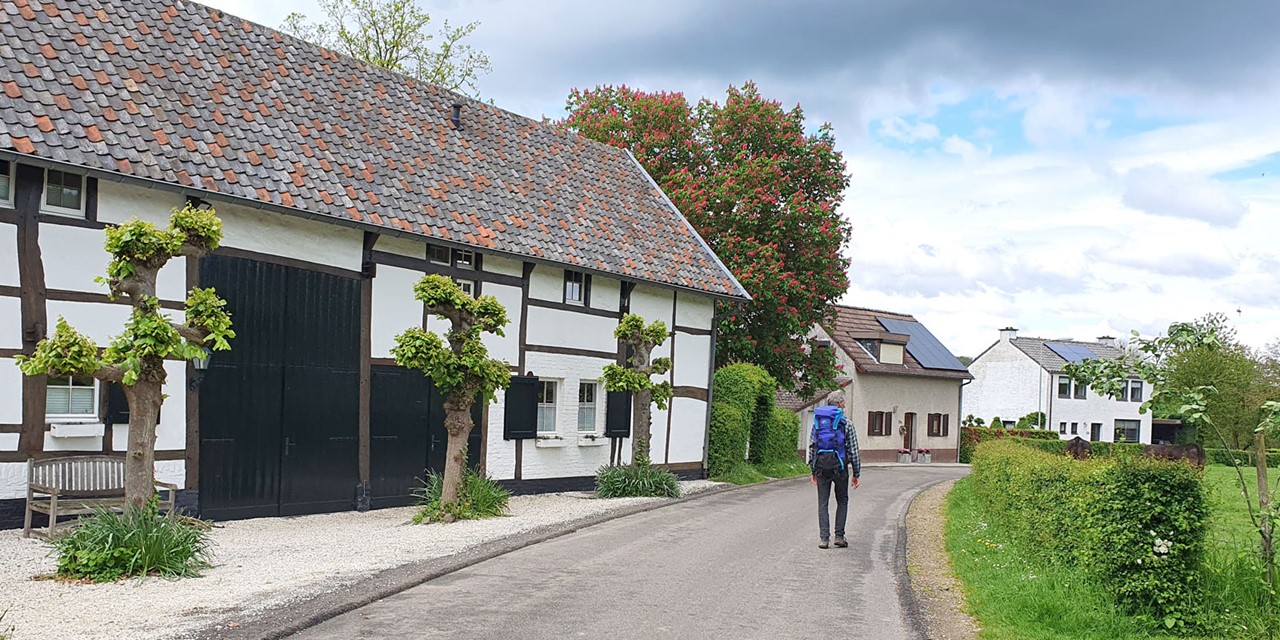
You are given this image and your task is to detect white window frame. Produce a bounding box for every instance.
[41,168,86,218]
[1057,375,1071,399]
[454,278,477,297]
[45,375,99,422]
[428,244,451,266]
[1129,380,1143,403]
[564,270,585,306]
[454,249,476,270]
[577,380,601,433]
[0,159,14,208]
[536,380,559,434]
[1115,419,1140,443]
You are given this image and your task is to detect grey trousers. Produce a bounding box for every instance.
[816,471,849,539]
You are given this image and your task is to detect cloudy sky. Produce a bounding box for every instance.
[204,0,1280,358]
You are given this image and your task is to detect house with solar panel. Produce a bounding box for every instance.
[797,305,973,463]
[0,0,750,528]
[962,329,1151,443]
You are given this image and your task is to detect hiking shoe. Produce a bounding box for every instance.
[818,539,830,549]
[834,537,848,548]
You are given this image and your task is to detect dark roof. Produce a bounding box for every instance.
[1010,337,1125,373]
[824,305,972,381]
[776,378,852,412]
[0,0,747,299]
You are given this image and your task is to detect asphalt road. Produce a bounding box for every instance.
[291,465,968,640]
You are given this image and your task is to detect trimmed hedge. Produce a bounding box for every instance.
[712,363,777,465]
[971,440,1208,627]
[708,402,749,478]
[958,426,1061,463]
[761,407,800,465]
[1009,438,1280,468]
[1204,448,1280,468]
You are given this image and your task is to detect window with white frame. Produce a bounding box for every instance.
[0,159,13,207]
[428,244,451,265]
[1057,376,1071,398]
[454,249,476,270]
[578,381,599,432]
[454,278,476,297]
[536,380,558,433]
[1129,380,1143,403]
[564,270,586,305]
[42,168,85,216]
[1115,419,1140,443]
[46,375,97,420]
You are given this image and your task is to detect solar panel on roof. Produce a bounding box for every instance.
[875,318,968,371]
[1045,342,1097,363]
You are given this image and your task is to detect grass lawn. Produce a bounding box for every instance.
[946,465,1280,639]
[712,458,810,485]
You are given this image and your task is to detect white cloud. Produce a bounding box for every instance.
[877,116,940,143]
[941,135,989,162]
[1122,164,1248,227]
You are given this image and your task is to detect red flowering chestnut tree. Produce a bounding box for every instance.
[563,83,850,395]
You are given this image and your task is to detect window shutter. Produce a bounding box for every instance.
[943,414,949,437]
[503,375,539,440]
[867,412,875,436]
[604,390,632,438]
[583,273,592,306]
[105,382,129,426]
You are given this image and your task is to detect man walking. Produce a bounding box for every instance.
[809,391,861,549]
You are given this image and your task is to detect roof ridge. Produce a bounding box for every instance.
[831,303,917,319]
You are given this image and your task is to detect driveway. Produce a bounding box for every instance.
[291,465,968,640]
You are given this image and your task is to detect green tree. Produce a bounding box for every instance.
[563,83,851,396]
[602,314,673,464]
[1014,411,1046,430]
[281,0,491,98]
[391,275,510,514]
[16,205,234,509]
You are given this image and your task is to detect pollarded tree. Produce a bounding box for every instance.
[564,83,851,397]
[391,275,510,512]
[16,204,234,509]
[602,314,673,464]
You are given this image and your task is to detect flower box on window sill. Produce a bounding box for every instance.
[535,435,568,448]
[47,422,105,438]
[577,434,607,447]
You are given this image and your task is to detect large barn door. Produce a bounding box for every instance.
[199,255,360,520]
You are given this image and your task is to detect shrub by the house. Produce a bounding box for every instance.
[412,464,511,523]
[51,499,211,582]
[708,402,749,478]
[970,440,1209,628]
[958,426,1060,463]
[596,461,681,498]
[712,363,777,463]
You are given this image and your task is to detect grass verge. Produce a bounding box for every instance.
[753,457,811,479]
[712,457,810,485]
[945,476,1180,640]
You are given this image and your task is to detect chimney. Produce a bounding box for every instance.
[999,327,1017,341]
[450,103,463,130]
[1097,335,1123,350]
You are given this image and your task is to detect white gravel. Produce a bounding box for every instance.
[0,480,721,640]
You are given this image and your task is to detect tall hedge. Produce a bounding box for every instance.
[1010,437,1280,468]
[707,402,749,477]
[958,426,1060,463]
[761,407,800,464]
[712,363,777,464]
[970,440,1208,626]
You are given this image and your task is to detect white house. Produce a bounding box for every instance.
[963,328,1152,443]
[0,0,748,526]
[781,305,972,463]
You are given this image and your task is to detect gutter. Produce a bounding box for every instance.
[0,149,746,302]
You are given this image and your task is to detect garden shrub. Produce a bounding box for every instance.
[958,426,1060,463]
[1204,447,1280,467]
[761,406,801,465]
[713,363,777,464]
[708,401,749,478]
[413,465,511,523]
[596,462,681,498]
[51,499,211,582]
[970,440,1208,629]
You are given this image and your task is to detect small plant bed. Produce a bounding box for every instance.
[50,500,211,582]
[595,462,682,498]
[412,466,511,524]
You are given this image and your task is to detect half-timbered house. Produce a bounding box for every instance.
[0,0,748,525]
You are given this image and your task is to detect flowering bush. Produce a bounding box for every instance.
[917,448,931,455]
[897,448,910,454]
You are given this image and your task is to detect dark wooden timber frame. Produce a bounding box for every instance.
[514,262,535,480]
[664,292,677,463]
[15,163,48,455]
[357,232,376,510]
[184,254,200,490]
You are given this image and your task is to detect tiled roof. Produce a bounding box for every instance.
[1010,337,1125,373]
[824,305,972,380]
[0,0,748,299]
[776,377,852,411]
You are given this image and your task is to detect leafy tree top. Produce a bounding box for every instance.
[563,82,851,396]
[391,274,510,401]
[602,314,673,410]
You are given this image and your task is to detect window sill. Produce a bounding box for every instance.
[39,207,86,219]
[535,437,568,448]
[576,436,607,447]
[47,422,105,438]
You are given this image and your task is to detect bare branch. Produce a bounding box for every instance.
[172,322,210,344]
[92,364,126,384]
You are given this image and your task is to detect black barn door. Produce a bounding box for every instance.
[199,256,359,520]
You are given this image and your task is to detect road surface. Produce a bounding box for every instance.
[292,465,968,640]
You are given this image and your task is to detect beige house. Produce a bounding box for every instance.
[784,306,972,463]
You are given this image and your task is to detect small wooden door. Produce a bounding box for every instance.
[903,412,916,451]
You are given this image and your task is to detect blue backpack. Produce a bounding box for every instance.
[812,406,847,473]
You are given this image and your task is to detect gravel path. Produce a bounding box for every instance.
[906,479,979,640]
[0,481,720,640]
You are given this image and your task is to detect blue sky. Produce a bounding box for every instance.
[204,0,1280,357]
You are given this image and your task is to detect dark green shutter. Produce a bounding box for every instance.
[503,375,539,440]
[604,390,631,438]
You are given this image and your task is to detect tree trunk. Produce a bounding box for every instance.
[631,388,653,465]
[122,382,164,510]
[1257,431,1274,589]
[438,393,475,516]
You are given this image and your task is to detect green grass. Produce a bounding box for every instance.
[753,457,811,479]
[51,501,211,582]
[412,466,511,523]
[712,461,770,485]
[947,468,1280,639]
[945,477,1166,640]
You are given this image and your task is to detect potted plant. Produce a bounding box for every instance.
[917,448,932,463]
[897,448,911,464]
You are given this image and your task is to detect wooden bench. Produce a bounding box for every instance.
[23,456,178,539]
